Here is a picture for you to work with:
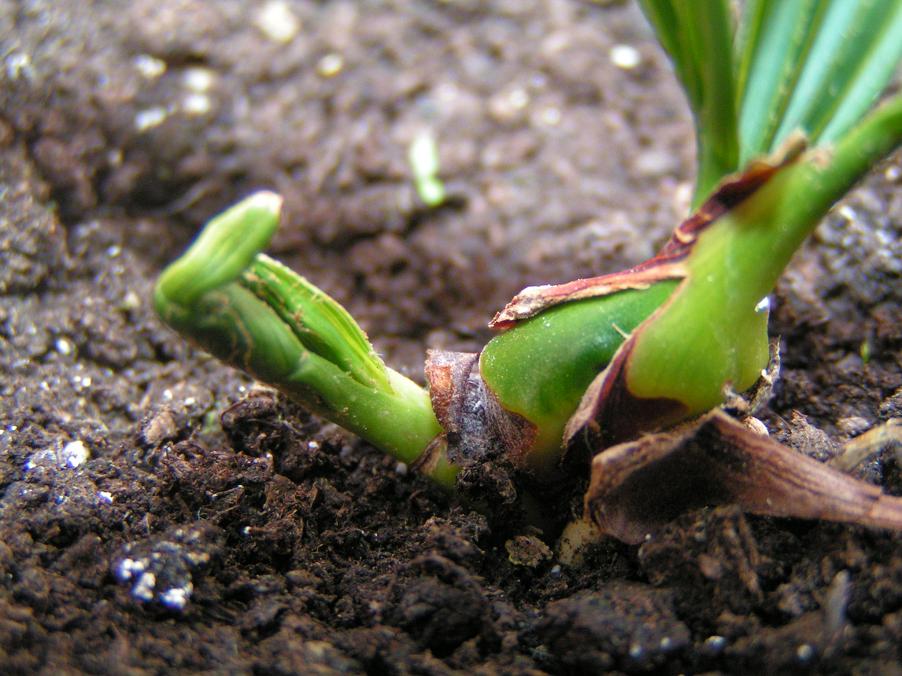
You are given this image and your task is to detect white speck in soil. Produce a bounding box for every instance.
[796,644,815,663]
[533,106,561,127]
[610,44,641,69]
[133,572,157,602]
[317,53,344,78]
[183,94,212,116]
[122,291,141,310]
[160,584,193,611]
[489,87,530,122]
[183,67,215,93]
[133,54,166,79]
[255,1,300,44]
[703,635,727,655]
[25,439,90,470]
[116,558,145,581]
[62,440,89,467]
[837,204,858,222]
[135,107,169,132]
[5,52,33,81]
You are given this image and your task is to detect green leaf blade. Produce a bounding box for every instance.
[640,0,740,206]
[738,0,902,161]
[814,1,902,144]
[736,0,820,164]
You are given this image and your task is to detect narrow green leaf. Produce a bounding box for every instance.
[815,1,902,143]
[640,0,739,206]
[738,0,902,160]
[770,1,868,145]
[736,0,819,164]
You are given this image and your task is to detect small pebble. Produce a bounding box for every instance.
[135,107,169,132]
[182,94,211,116]
[255,1,301,44]
[142,410,178,447]
[134,54,166,79]
[703,635,727,655]
[610,44,641,69]
[317,53,344,78]
[837,416,870,437]
[183,67,214,93]
[61,440,89,468]
[796,643,815,663]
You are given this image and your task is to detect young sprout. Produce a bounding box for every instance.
[154,193,456,486]
[408,131,446,207]
[156,0,902,544]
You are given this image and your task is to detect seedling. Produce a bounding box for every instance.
[409,131,446,207]
[156,1,902,545]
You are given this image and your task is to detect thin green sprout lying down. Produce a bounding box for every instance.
[156,0,902,543]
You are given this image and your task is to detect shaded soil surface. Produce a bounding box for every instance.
[1,1,900,673]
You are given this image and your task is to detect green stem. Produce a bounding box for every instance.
[626,96,902,411]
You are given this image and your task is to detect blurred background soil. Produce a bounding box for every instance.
[0,0,900,672]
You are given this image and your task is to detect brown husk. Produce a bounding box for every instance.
[585,410,902,544]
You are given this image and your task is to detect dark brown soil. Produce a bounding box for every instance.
[1,1,900,673]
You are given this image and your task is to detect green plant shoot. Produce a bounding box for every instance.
[155,0,902,541]
[155,193,456,486]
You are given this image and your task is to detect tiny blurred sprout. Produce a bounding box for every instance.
[860,339,872,365]
[408,131,446,207]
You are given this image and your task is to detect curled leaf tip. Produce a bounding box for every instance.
[246,190,284,214]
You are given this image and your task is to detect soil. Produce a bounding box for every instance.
[1,1,900,673]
